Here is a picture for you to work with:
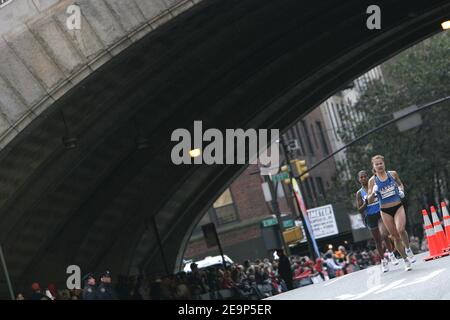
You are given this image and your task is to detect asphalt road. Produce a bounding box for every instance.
[267,252,450,300]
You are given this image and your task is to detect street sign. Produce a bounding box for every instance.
[261,217,295,228]
[271,172,289,183]
[259,164,279,176]
[307,205,339,239]
[283,219,295,228]
[261,217,277,228]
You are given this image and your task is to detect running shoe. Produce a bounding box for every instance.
[405,248,416,263]
[381,258,389,273]
[389,252,399,266]
[404,258,412,271]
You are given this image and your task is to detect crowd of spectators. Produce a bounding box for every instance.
[16,237,424,300]
[146,238,424,300]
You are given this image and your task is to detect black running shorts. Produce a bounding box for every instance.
[365,212,381,230]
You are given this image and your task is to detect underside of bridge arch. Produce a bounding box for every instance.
[0,0,448,295]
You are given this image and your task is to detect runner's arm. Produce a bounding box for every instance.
[356,191,367,227]
[367,177,377,203]
[390,171,404,192]
[391,171,406,198]
[356,190,366,214]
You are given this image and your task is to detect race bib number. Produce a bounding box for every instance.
[380,185,396,199]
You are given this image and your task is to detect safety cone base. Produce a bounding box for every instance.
[424,251,450,261]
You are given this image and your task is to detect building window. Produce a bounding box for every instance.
[309,179,318,205]
[316,177,326,198]
[316,121,330,154]
[212,189,239,225]
[329,102,341,141]
[344,103,355,138]
[338,103,348,133]
[311,124,319,150]
[294,124,306,155]
[301,120,314,155]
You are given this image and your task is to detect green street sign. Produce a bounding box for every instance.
[261,218,295,228]
[283,219,295,228]
[271,172,289,183]
[261,218,277,227]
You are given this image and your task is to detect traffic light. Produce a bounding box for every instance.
[292,159,310,181]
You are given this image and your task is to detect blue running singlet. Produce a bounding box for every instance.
[374,171,401,205]
[360,187,380,216]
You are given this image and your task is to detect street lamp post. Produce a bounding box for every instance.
[263,174,290,255]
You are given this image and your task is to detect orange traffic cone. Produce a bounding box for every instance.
[442,202,450,247]
[430,206,450,253]
[423,209,449,261]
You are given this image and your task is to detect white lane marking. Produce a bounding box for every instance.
[336,268,446,299]
[323,273,352,287]
[324,265,381,288]
[374,279,406,294]
[323,278,341,287]
[349,284,385,300]
[392,269,446,289]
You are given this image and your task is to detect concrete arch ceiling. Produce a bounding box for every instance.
[0,0,448,293]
